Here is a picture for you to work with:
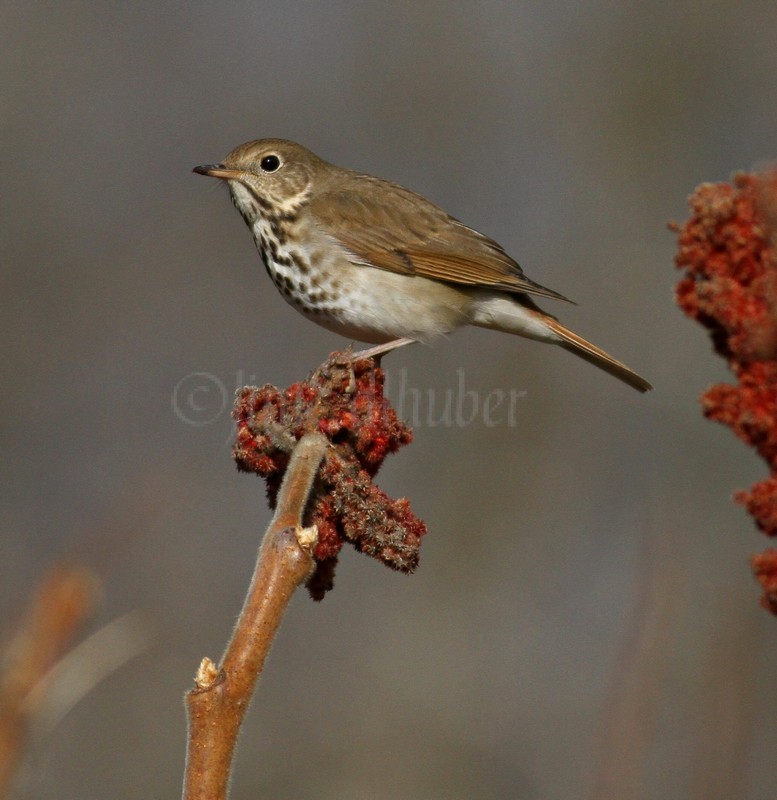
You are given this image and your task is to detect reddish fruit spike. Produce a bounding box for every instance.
[751,549,777,614]
[232,352,426,599]
[674,172,777,613]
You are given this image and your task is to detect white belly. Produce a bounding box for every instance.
[307,263,473,344]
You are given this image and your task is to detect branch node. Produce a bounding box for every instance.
[193,658,221,691]
[295,524,319,554]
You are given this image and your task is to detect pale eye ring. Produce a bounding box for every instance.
[260,154,281,172]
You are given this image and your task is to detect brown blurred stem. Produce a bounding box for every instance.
[182,432,326,800]
[0,567,95,798]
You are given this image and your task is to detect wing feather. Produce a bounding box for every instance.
[308,174,572,303]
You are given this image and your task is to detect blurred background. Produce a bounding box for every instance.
[2,2,776,798]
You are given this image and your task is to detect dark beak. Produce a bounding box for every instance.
[193,164,245,180]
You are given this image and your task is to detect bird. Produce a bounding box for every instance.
[194,139,651,392]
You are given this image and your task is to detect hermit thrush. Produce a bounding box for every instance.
[194,139,651,392]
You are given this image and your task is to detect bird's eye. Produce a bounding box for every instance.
[260,155,281,172]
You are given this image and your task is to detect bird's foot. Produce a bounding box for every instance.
[328,339,417,394]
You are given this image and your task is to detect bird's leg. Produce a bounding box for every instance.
[333,338,418,394]
[349,338,417,362]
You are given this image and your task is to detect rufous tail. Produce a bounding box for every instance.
[544,317,652,393]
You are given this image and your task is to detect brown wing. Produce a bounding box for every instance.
[308,173,573,303]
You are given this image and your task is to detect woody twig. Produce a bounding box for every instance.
[182,352,426,799]
[182,432,325,800]
[0,567,96,798]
